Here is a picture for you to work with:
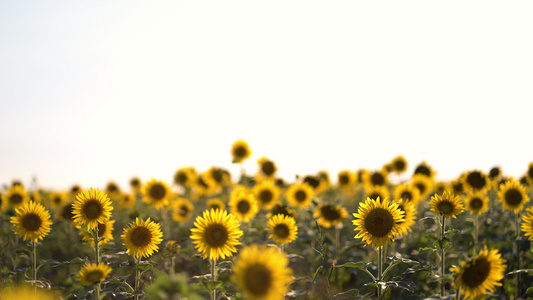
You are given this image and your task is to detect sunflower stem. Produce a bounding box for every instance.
[93,228,100,300]
[335,226,340,254]
[515,212,521,298]
[455,286,461,300]
[210,259,218,300]
[441,216,446,298]
[473,214,478,256]
[135,256,141,300]
[377,246,383,300]
[32,241,37,283]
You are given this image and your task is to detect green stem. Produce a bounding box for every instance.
[93,228,100,300]
[32,241,37,283]
[473,214,478,255]
[515,212,521,298]
[210,259,218,300]
[455,286,461,300]
[135,256,141,300]
[441,216,446,298]
[377,246,383,299]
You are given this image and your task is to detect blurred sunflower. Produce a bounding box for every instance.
[302,175,320,191]
[488,166,501,181]
[142,179,172,209]
[364,185,390,203]
[190,209,243,260]
[393,183,421,206]
[464,191,489,215]
[527,162,533,184]
[1,284,57,300]
[430,192,464,219]
[393,199,417,237]
[316,170,331,193]
[122,217,163,259]
[2,185,30,209]
[232,244,293,300]
[413,161,436,179]
[337,170,355,190]
[72,188,113,230]
[257,157,277,178]
[313,203,348,228]
[363,170,388,188]
[498,178,530,213]
[231,140,252,163]
[463,170,490,192]
[0,193,6,214]
[267,214,298,245]
[78,219,115,246]
[410,174,434,200]
[10,201,52,242]
[118,193,136,209]
[253,180,280,210]
[522,207,533,241]
[267,204,297,220]
[173,167,198,189]
[352,197,404,248]
[129,177,142,194]
[204,166,231,189]
[56,202,75,222]
[451,178,465,195]
[77,263,112,286]
[48,191,67,210]
[105,181,121,198]
[450,247,506,300]
[434,181,447,195]
[207,198,226,211]
[390,155,408,174]
[286,183,314,209]
[29,191,42,203]
[229,188,259,223]
[172,197,194,223]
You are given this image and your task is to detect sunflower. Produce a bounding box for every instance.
[253,180,280,210]
[451,179,465,195]
[313,203,348,228]
[267,214,298,245]
[286,183,314,209]
[229,188,259,223]
[413,161,436,178]
[498,178,530,213]
[204,166,231,189]
[1,284,57,300]
[393,199,417,237]
[232,244,293,300]
[352,197,404,248]
[0,193,6,214]
[526,162,533,184]
[450,247,506,300]
[464,191,489,215]
[171,197,194,223]
[316,170,331,193]
[463,170,490,192]
[393,183,421,206]
[129,177,142,194]
[190,209,243,260]
[122,217,164,258]
[10,201,52,242]
[363,169,388,188]
[364,185,390,203]
[231,140,252,163]
[2,185,30,209]
[77,263,112,286]
[118,193,136,209]
[302,175,320,190]
[257,157,277,178]
[429,192,464,219]
[410,174,434,200]
[105,181,121,198]
[267,204,297,220]
[56,202,75,222]
[207,198,226,211]
[48,191,67,210]
[78,219,115,246]
[434,181,447,195]
[389,155,408,174]
[173,167,198,189]
[488,166,501,180]
[72,188,113,230]
[142,179,172,209]
[522,207,533,241]
[337,170,355,191]
[29,191,42,203]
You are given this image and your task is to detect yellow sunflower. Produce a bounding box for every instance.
[393,183,421,206]
[363,169,389,188]
[393,199,417,237]
[451,178,465,195]
[190,209,243,261]
[389,155,408,174]
[488,166,502,181]
[2,185,30,209]
[313,203,348,228]
[498,178,530,213]
[352,197,404,248]
[207,198,226,211]
[429,192,464,219]
[0,193,6,214]
[72,188,113,230]
[171,197,194,223]
[364,185,390,203]
[267,204,297,220]
[122,217,163,258]
[78,219,115,246]
[463,170,490,192]
[129,177,142,194]
[105,181,121,198]
[56,202,75,222]
[337,170,355,190]
[77,263,112,286]
[522,207,533,241]
[142,179,172,209]
[450,247,506,300]
[464,191,490,215]
[204,166,231,189]
[286,183,314,209]
[267,214,298,245]
[253,180,280,210]
[231,244,293,300]
[48,191,67,210]
[118,193,136,209]
[316,170,331,193]
[257,157,278,178]
[527,162,533,184]
[229,188,259,223]
[231,139,252,163]
[173,167,198,189]
[412,161,436,179]
[0,284,57,300]
[10,201,52,242]
[410,174,434,200]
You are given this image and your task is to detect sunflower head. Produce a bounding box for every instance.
[1,284,57,300]
[77,263,112,286]
[463,170,490,192]
[286,183,314,209]
[229,188,259,223]
[172,198,194,223]
[488,166,501,180]
[231,140,252,163]
[450,247,506,300]
[393,183,421,206]
[173,167,198,188]
[204,166,231,189]
[72,188,113,230]
[118,193,136,209]
[257,157,277,178]
[390,155,408,174]
[267,204,297,220]
[142,179,172,209]
[464,191,490,215]
[105,181,121,197]
[2,185,30,209]
[253,180,280,210]
[363,170,388,188]
[410,174,434,199]
[393,198,417,237]
[521,207,533,241]
[429,192,464,219]
[313,203,348,228]
[207,198,226,211]
[498,178,530,213]
[232,244,293,300]
[413,161,435,178]
[352,197,404,248]
[364,185,390,204]
[267,214,298,245]
[526,162,533,184]
[10,201,53,242]
[121,217,164,258]
[190,209,243,261]
[78,219,115,246]
[129,177,142,193]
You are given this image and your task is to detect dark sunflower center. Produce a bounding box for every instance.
[259,190,273,204]
[261,161,275,176]
[321,205,341,221]
[237,200,250,214]
[369,193,382,201]
[394,160,406,171]
[210,204,220,210]
[274,224,290,238]
[364,208,394,237]
[303,176,320,188]
[149,184,166,200]
[71,186,81,194]
[415,183,426,194]
[371,173,385,186]
[271,205,291,218]
[21,213,42,232]
[130,179,140,187]
[234,146,247,158]
[461,257,491,288]
[339,175,349,185]
[61,203,75,221]
[244,264,272,296]
[107,184,118,193]
[205,224,228,247]
[505,189,523,206]
[82,200,104,220]
[176,173,188,184]
[414,165,431,177]
[86,270,104,283]
[400,191,413,201]
[212,169,223,183]
[179,205,189,216]
[469,198,483,210]
[466,172,486,189]
[452,182,464,194]
[295,190,307,202]
[437,201,454,214]
[489,167,500,179]
[53,196,61,204]
[130,227,152,247]
[528,166,533,178]
[10,194,23,205]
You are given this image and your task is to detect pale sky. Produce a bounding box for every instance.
[1,1,532,191]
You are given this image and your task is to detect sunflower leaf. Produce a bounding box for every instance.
[203,280,223,291]
[136,261,153,272]
[433,238,450,250]
[52,257,87,267]
[335,261,371,270]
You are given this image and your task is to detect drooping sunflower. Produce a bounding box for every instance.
[229,188,259,223]
[257,157,278,178]
[463,170,490,192]
[364,185,390,203]
[72,188,113,230]
[173,167,198,189]
[118,193,136,209]
[122,217,164,259]
[413,161,436,179]
[267,214,298,245]
[142,179,172,209]
[190,209,243,261]
[450,247,506,300]
[393,183,421,206]
[522,207,533,241]
[498,178,530,213]
[313,203,348,228]
[231,244,293,300]
[429,192,465,219]
[231,139,252,163]
[464,191,490,215]
[352,197,404,248]
[337,170,355,190]
[78,219,115,246]
[410,174,434,200]
[2,185,30,209]
[389,155,408,174]
[253,180,280,210]
[286,183,314,209]
[207,198,226,211]
[393,199,417,237]
[171,197,194,223]
[77,263,112,286]
[10,201,52,242]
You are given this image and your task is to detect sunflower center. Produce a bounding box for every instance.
[505,189,523,206]
[234,146,247,158]
[176,173,188,184]
[469,198,483,210]
[437,201,454,214]
[21,213,42,232]
[461,257,491,288]
[130,178,140,187]
[259,190,273,204]
[368,193,382,201]
[528,166,533,178]
[339,175,349,185]
[321,205,341,221]
[394,160,406,171]
[211,204,220,210]
[244,264,272,296]
[130,227,152,247]
[149,184,166,200]
[271,205,291,218]
[400,191,413,201]
[179,205,189,216]
[274,224,290,238]
[10,194,23,205]
[237,200,250,213]
[304,176,320,188]
[61,203,75,221]
[261,161,275,176]
[205,224,228,247]
[364,208,394,238]
[295,190,307,202]
[86,270,104,284]
[414,165,431,177]
[53,196,61,205]
[82,200,104,220]
[371,173,385,186]
[212,169,223,183]
[415,183,426,194]
[107,184,118,193]
[466,172,486,189]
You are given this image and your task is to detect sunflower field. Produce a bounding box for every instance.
[1,140,533,300]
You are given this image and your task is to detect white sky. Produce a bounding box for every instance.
[1,1,532,191]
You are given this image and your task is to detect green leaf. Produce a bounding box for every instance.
[136,261,153,272]
[380,280,415,293]
[53,257,87,267]
[433,238,450,250]
[202,280,223,291]
[15,249,31,257]
[403,265,435,275]
[335,261,371,270]
[418,247,436,253]
[312,266,323,282]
